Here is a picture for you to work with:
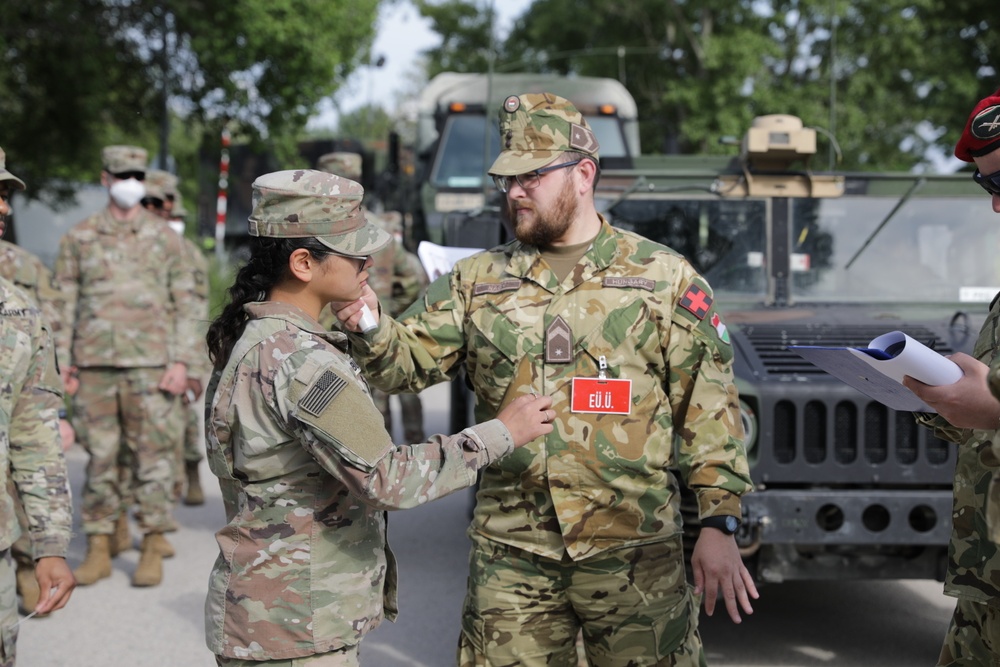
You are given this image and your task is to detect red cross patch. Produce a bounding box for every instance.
[679,284,712,320]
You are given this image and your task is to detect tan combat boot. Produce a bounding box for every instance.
[16,562,40,614]
[110,513,132,557]
[132,533,163,587]
[148,532,174,559]
[183,460,205,506]
[74,534,112,585]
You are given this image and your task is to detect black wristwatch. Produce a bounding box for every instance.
[700,515,741,535]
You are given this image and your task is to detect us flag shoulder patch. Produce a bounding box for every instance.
[300,369,348,416]
[679,284,713,320]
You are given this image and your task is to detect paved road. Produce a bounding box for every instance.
[18,383,954,666]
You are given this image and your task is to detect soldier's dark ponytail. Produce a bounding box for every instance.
[206,236,332,370]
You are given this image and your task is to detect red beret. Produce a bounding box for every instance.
[955,88,1000,162]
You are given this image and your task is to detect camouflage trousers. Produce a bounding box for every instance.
[458,533,705,667]
[73,367,182,535]
[371,389,425,442]
[0,550,17,667]
[215,645,359,667]
[182,394,204,463]
[938,597,1000,666]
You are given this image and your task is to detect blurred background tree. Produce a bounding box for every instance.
[0,0,381,202]
[419,0,999,171]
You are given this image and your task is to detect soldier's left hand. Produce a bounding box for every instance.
[332,285,381,333]
[691,527,758,623]
[33,556,76,615]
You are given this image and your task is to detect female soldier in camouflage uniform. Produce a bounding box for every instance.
[202,169,554,666]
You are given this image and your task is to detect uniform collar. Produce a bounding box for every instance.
[505,214,619,289]
[244,301,346,345]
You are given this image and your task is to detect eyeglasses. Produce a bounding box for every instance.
[330,251,371,275]
[492,159,582,194]
[973,168,1000,197]
[112,171,145,182]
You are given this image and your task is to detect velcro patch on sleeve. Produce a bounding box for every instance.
[679,284,713,320]
[293,365,393,469]
[300,370,348,416]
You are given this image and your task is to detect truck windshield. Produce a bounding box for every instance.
[431,114,629,189]
[791,195,998,303]
[609,193,997,304]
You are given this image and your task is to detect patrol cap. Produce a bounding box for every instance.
[146,169,179,199]
[955,88,1000,162]
[488,92,600,176]
[102,145,148,175]
[248,169,391,257]
[316,152,362,180]
[142,179,166,202]
[0,146,25,191]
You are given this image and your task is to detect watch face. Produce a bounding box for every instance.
[724,515,739,533]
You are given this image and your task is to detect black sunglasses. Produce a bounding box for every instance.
[973,168,1000,197]
[112,171,145,181]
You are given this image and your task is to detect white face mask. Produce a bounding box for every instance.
[109,178,146,209]
[168,221,185,236]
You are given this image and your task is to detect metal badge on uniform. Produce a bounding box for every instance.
[545,315,573,364]
[571,355,632,415]
[503,95,521,113]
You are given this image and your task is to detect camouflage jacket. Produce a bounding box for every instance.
[350,218,754,561]
[0,240,64,368]
[0,278,72,557]
[52,206,200,369]
[204,302,514,660]
[177,234,211,381]
[918,295,1000,607]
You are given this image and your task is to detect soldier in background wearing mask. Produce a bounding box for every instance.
[53,146,200,588]
[0,149,75,664]
[316,152,429,442]
[143,169,211,506]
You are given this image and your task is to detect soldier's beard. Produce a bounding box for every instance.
[509,177,578,248]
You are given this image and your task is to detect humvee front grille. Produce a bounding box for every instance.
[742,324,954,376]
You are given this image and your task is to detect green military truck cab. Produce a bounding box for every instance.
[603,115,988,583]
[414,71,640,248]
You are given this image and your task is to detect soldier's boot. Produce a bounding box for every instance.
[74,535,112,586]
[132,534,164,587]
[110,513,132,557]
[183,461,205,506]
[15,561,40,615]
[148,532,175,559]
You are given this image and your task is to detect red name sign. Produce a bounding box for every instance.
[570,377,632,414]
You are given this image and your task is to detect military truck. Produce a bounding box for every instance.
[412,71,640,248]
[447,113,990,584]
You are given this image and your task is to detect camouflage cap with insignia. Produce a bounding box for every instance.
[102,145,148,175]
[316,152,363,180]
[146,169,179,199]
[955,88,1000,162]
[0,146,25,191]
[248,169,391,257]
[489,92,600,176]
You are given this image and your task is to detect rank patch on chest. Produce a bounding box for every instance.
[300,370,348,416]
[679,284,712,320]
[545,315,573,364]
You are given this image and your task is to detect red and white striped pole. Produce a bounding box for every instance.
[215,126,231,261]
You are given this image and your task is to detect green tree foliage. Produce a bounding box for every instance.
[423,0,998,170]
[415,0,498,77]
[0,0,380,201]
